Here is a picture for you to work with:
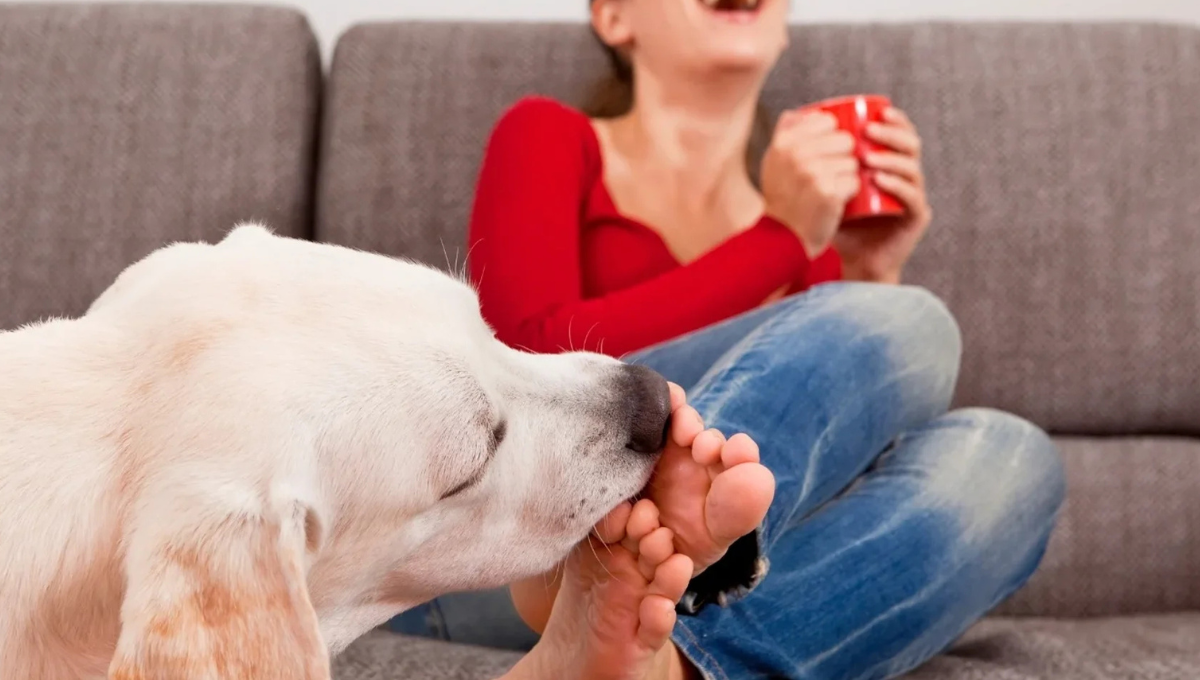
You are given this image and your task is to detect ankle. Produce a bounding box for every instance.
[654,641,700,680]
[502,648,547,680]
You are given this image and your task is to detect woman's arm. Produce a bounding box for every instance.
[468,99,828,357]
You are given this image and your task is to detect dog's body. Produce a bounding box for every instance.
[0,224,669,679]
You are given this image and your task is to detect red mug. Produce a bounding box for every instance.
[799,94,905,222]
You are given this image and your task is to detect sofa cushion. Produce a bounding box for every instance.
[0,4,320,329]
[315,22,605,267]
[334,615,1200,680]
[997,436,1200,618]
[317,22,1200,436]
[909,614,1200,679]
[815,24,1200,438]
[334,630,520,680]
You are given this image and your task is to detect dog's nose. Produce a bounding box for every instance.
[621,364,672,455]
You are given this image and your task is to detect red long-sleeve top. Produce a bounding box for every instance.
[467,97,843,358]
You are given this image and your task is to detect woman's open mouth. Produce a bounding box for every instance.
[700,0,763,13]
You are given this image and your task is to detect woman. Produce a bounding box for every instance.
[392,1,1067,678]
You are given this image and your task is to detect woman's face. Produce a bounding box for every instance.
[592,0,790,79]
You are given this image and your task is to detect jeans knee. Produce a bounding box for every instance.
[924,408,1066,541]
[962,408,1064,503]
[846,283,960,367]
[690,283,963,428]
[805,282,962,409]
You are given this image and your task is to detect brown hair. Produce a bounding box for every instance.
[579,25,774,184]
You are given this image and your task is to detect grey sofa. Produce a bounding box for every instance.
[3,5,1199,678]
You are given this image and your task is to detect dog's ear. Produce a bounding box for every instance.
[108,502,329,680]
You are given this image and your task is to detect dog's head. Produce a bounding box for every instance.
[322,272,674,608]
[105,226,672,677]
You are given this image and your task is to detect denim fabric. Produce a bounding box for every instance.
[386,282,1066,680]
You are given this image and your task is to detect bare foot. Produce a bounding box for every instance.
[651,383,776,575]
[510,385,775,632]
[505,500,694,680]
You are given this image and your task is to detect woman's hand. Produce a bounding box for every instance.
[834,107,932,284]
[761,110,861,257]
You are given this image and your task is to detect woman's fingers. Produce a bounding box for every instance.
[883,106,916,130]
[864,151,923,186]
[874,171,927,215]
[865,121,922,157]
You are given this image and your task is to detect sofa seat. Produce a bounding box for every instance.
[333,615,1200,680]
[910,615,1200,680]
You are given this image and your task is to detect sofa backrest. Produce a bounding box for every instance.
[0,4,320,330]
[316,21,1200,437]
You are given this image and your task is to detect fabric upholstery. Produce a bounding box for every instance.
[0,4,320,330]
[335,615,1200,680]
[316,22,1200,436]
[316,22,605,265]
[998,437,1200,618]
[334,630,520,680]
[908,615,1200,679]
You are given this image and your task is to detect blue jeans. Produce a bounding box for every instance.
[389,282,1066,680]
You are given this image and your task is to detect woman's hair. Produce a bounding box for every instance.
[579,24,774,184]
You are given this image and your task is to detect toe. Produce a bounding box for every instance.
[721,433,761,468]
[668,382,687,412]
[649,554,693,603]
[638,527,676,579]
[637,596,678,649]
[622,500,661,553]
[594,501,633,544]
[706,463,776,546]
[692,429,726,467]
[670,406,704,448]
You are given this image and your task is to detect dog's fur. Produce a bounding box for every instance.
[0,224,664,679]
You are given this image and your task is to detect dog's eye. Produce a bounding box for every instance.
[440,417,506,501]
[489,419,507,455]
[440,471,483,500]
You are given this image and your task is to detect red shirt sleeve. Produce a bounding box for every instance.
[467,97,825,357]
[801,247,844,289]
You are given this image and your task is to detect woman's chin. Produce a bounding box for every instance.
[699,47,784,78]
[688,30,786,73]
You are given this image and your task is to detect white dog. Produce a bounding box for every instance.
[0,224,671,679]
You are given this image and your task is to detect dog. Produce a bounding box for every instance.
[0,224,671,679]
